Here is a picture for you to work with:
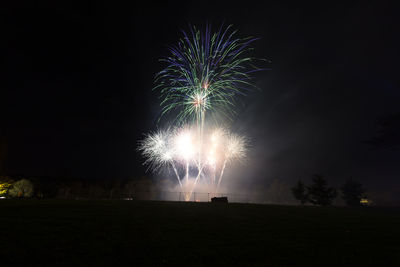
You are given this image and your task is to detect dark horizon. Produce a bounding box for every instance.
[2,2,400,204]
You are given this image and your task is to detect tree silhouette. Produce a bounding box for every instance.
[307,174,336,206]
[8,179,34,198]
[291,180,308,204]
[341,179,365,206]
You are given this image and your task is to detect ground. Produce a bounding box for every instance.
[0,200,399,266]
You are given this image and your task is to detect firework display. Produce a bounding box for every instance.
[139,24,261,200]
[138,127,247,199]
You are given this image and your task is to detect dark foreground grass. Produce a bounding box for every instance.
[0,200,399,266]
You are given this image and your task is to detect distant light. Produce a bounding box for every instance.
[360,198,371,205]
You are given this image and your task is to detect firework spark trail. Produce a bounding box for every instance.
[187,163,205,201]
[212,164,216,193]
[216,159,227,193]
[185,161,189,183]
[170,161,183,189]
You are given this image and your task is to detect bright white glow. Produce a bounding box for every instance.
[191,91,208,110]
[207,151,216,165]
[174,130,195,160]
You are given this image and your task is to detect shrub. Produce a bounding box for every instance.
[9,179,34,198]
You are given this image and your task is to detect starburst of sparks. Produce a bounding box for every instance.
[155,24,264,124]
[137,130,174,172]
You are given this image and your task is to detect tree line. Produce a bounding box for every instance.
[1,174,370,206]
[0,176,155,199]
[291,174,368,207]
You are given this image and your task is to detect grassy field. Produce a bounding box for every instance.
[0,200,399,266]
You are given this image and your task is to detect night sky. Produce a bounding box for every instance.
[2,2,400,203]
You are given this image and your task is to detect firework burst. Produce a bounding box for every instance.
[155,24,263,124]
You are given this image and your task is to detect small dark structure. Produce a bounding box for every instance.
[211,197,228,203]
